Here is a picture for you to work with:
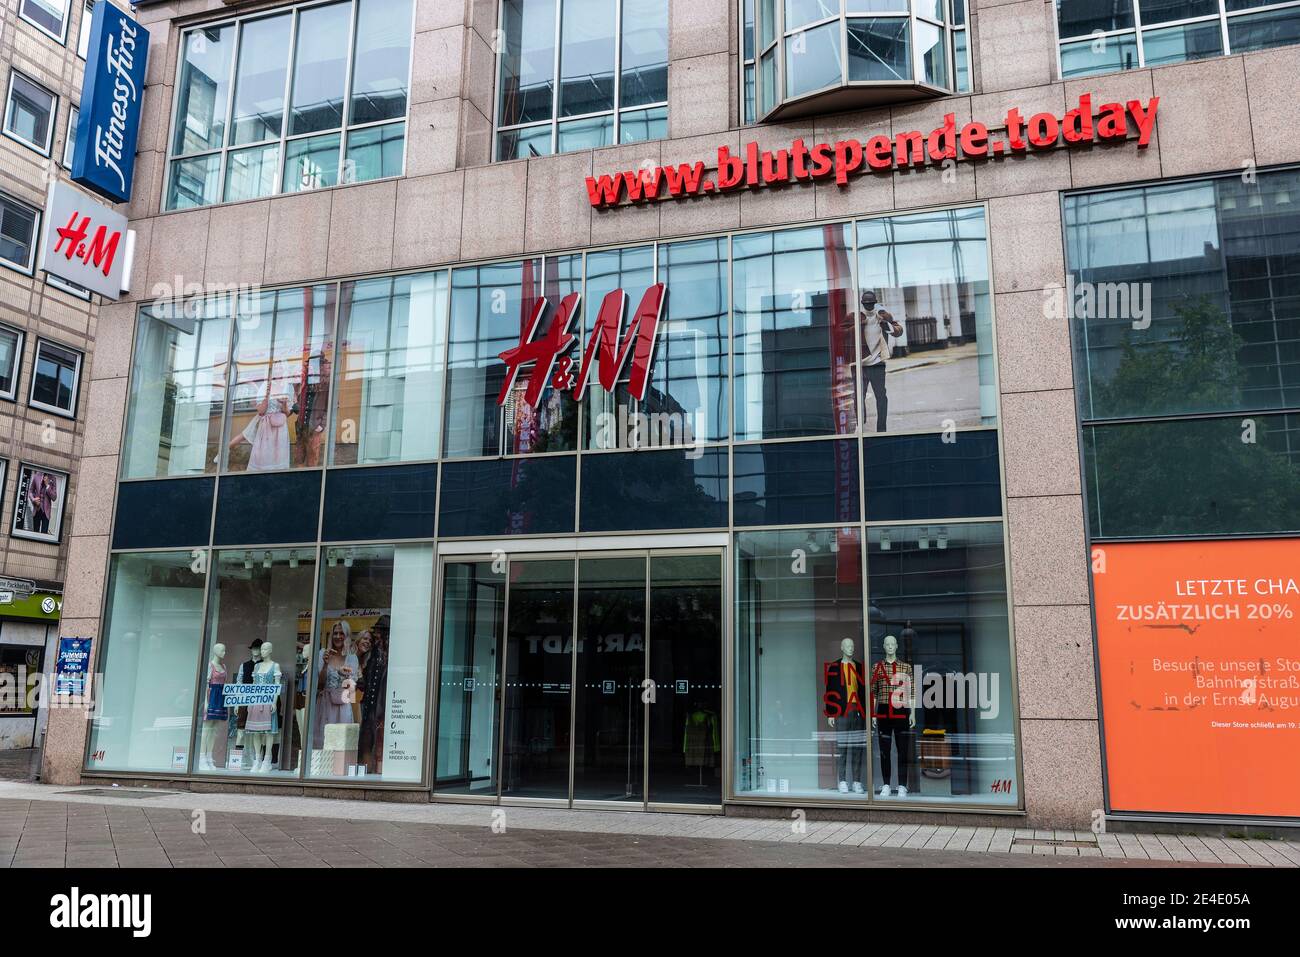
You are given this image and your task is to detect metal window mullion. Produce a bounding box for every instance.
[275,11,301,197]
[1132,0,1147,69]
[613,0,622,145]
[338,0,361,185]
[1218,0,1232,55]
[552,0,563,155]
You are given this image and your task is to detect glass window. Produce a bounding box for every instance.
[86,552,209,775]
[1228,5,1300,53]
[862,430,1002,521]
[584,245,656,450]
[579,447,729,532]
[497,0,667,160]
[349,0,413,126]
[0,326,22,399]
[322,464,438,541]
[0,193,39,273]
[916,19,947,86]
[1141,21,1223,66]
[734,527,867,800]
[123,298,232,479]
[167,0,413,210]
[444,258,580,458]
[733,224,856,440]
[20,0,69,41]
[193,548,315,778]
[786,21,843,97]
[225,286,335,472]
[733,439,861,527]
[29,339,82,417]
[62,104,77,168]
[0,645,41,718]
[1059,33,1138,78]
[846,18,911,83]
[438,455,577,538]
[856,207,996,434]
[307,543,432,781]
[1055,0,1133,38]
[435,560,505,796]
[1138,0,1217,25]
[113,477,216,550]
[787,0,839,30]
[332,272,447,466]
[77,1,94,59]
[229,14,291,147]
[214,471,323,545]
[865,522,1017,805]
[1065,171,1300,420]
[4,71,56,154]
[1084,415,1300,537]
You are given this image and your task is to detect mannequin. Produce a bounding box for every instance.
[232,638,263,769]
[824,637,866,794]
[871,634,916,798]
[198,643,228,771]
[245,642,283,773]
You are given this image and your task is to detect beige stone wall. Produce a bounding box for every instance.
[50,0,1300,827]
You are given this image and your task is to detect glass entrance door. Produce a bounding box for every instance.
[435,549,724,809]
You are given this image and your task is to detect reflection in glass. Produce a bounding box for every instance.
[573,557,646,802]
[499,0,558,127]
[648,555,723,804]
[585,245,656,450]
[332,272,446,466]
[865,523,1016,804]
[785,21,843,97]
[174,23,234,155]
[308,543,432,781]
[847,18,911,82]
[559,0,615,117]
[497,124,553,160]
[579,447,729,532]
[915,19,946,86]
[733,223,856,440]
[557,114,613,152]
[229,14,290,146]
[619,106,667,143]
[123,298,232,478]
[437,561,506,795]
[1059,33,1138,78]
[734,528,866,800]
[1141,21,1222,65]
[620,0,668,107]
[438,456,577,538]
[225,286,336,472]
[349,0,413,125]
[502,559,575,799]
[345,121,405,182]
[733,439,860,527]
[168,154,222,210]
[86,553,208,774]
[856,207,995,433]
[288,1,351,135]
[1229,7,1300,53]
[195,549,316,778]
[283,132,341,191]
[223,143,279,201]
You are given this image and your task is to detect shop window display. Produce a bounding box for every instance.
[307,544,432,781]
[192,549,315,777]
[86,553,208,774]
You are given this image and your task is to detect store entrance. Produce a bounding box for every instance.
[435,550,724,810]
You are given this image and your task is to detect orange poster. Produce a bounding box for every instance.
[1094,540,1300,818]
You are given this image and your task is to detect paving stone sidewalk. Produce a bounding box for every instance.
[0,781,1294,867]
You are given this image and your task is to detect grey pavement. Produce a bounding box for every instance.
[0,780,1294,867]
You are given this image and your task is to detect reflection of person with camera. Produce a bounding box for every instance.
[357,614,391,773]
[857,289,903,432]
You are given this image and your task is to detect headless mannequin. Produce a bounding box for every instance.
[199,643,227,770]
[872,634,916,797]
[825,637,866,794]
[248,643,282,773]
[294,642,309,773]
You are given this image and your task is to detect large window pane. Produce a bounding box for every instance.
[863,430,1002,521]
[86,553,208,774]
[20,0,69,39]
[229,14,291,146]
[4,72,56,153]
[322,464,438,541]
[856,207,996,433]
[308,543,432,782]
[579,447,729,532]
[1228,6,1300,53]
[349,0,413,125]
[620,0,668,108]
[175,24,235,155]
[557,113,613,152]
[865,522,1017,805]
[734,527,866,800]
[289,1,351,136]
[0,195,38,271]
[193,549,315,777]
[1055,0,1134,38]
[733,224,857,440]
[1085,415,1300,538]
[168,154,222,210]
[619,105,666,143]
[733,439,861,526]
[438,455,577,537]
[332,272,446,466]
[283,132,340,192]
[1141,21,1223,66]
[123,298,232,479]
[436,560,505,795]
[1066,171,1300,419]
[786,20,843,97]
[225,286,336,472]
[499,0,558,127]
[344,120,405,182]
[847,18,910,83]
[584,245,656,450]
[223,142,279,202]
[559,0,616,117]
[498,124,553,160]
[1058,33,1138,78]
[1138,0,1217,26]
[0,326,22,399]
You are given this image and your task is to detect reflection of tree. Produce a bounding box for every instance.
[1089,298,1299,535]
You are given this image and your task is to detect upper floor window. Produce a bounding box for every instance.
[77,1,95,59]
[166,0,415,211]
[495,0,668,160]
[20,0,71,44]
[0,192,40,275]
[1056,0,1300,79]
[747,1,970,124]
[4,71,57,156]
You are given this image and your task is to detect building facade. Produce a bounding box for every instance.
[40,0,1300,829]
[0,0,104,749]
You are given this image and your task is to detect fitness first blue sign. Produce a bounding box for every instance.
[71,2,149,204]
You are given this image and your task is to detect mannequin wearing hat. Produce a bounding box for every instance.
[231,638,264,768]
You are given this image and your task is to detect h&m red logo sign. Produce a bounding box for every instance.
[52,209,123,277]
[497,284,666,407]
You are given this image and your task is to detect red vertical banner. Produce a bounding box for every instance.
[823,224,860,585]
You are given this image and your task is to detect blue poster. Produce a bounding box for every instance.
[71,2,149,204]
[55,637,92,696]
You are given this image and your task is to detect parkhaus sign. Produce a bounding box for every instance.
[586,92,1159,207]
